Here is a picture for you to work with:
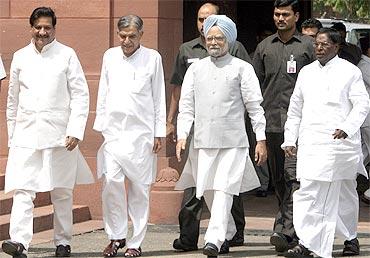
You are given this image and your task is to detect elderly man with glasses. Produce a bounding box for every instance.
[283,28,369,258]
[176,15,267,257]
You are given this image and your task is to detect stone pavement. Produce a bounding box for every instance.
[1,193,369,257]
[17,226,370,257]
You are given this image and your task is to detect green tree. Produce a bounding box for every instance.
[314,0,370,20]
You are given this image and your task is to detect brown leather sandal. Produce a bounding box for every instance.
[124,247,142,257]
[103,239,126,257]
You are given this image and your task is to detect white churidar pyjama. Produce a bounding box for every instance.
[9,188,73,250]
[203,190,237,243]
[102,153,150,249]
[203,190,233,250]
[293,179,358,258]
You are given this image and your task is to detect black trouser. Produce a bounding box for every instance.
[266,132,299,240]
[178,187,245,247]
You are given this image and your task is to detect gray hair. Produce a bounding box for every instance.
[117,14,143,31]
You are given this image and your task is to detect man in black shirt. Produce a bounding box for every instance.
[331,22,362,65]
[253,0,315,253]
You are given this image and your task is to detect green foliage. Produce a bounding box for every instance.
[314,0,370,21]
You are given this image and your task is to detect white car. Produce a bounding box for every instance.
[317,18,370,46]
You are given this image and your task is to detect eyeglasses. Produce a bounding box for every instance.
[198,17,206,23]
[205,35,226,43]
[33,25,54,32]
[313,42,332,48]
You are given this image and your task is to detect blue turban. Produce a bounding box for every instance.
[203,15,237,44]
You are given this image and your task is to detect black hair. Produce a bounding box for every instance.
[29,7,56,27]
[331,22,346,32]
[359,35,370,55]
[274,0,299,14]
[301,18,323,30]
[317,28,342,44]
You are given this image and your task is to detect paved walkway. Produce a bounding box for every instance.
[2,193,369,257]
[24,226,370,257]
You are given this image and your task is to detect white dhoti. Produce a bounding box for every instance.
[9,188,73,250]
[203,190,236,249]
[175,139,260,198]
[293,179,358,258]
[101,150,150,248]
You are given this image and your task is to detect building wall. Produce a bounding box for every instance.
[0,0,183,221]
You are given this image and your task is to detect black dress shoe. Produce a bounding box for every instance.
[343,238,360,256]
[256,189,268,197]
[219,240,229,254]
[1,240,27,258]
[203,242,218,257]
[172,238,198,251]
[286,243,312,257]
[55,245,71,257]
[229,231,244,247]
[270,232,289,252]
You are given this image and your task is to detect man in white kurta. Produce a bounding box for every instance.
[2,7,93,258]
[93,15,166,257]
[358,36,370,203]
[282,28,370,258]
[176,15,267,257]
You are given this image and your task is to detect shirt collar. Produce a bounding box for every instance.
[318,55,339,68]
[122,45,142,60]
[190,36,207,50]
[210,52,232,63]
[31,38,57,54]
[271,30,302,43]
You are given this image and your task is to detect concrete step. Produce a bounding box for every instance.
[30,220,103,246]
[0,204,91,241]
[0,191,51,216]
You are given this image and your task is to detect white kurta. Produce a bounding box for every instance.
[93,46,166,184]
[0,55,6,80]
[358,54,370,165]
[5,39,94,193]
[177,54,265,197]
[283,56,370,181]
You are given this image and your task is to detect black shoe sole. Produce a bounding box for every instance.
[203,244,218,257]
[172,239,198,252]
[270,235,288,252]
[2,241,27,258]
[285,252,313,258]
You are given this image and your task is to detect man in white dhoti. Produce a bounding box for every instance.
[93,14,166,258]
[282,28,370,258]
[358,35,370,204]
[176,15,267,257]
[1,7,94,258]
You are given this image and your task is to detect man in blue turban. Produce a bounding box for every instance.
[176,14,267,257]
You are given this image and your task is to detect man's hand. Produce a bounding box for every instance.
[153,137,162,153]
[166,122,176,142]
[65,136,80,151]
[284,146,297,158]
[176,138,187,162]
[332,129,347,139]
[255,140,267,166]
